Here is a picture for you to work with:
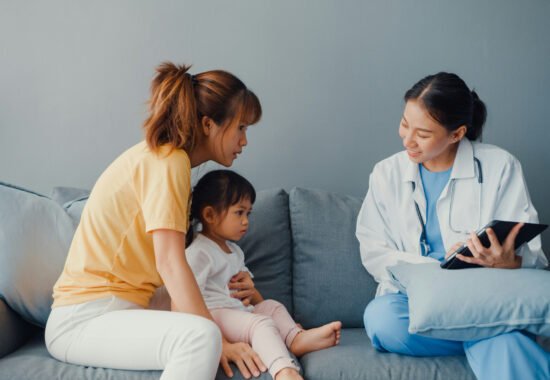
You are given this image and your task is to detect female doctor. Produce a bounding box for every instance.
[357,72,549,380]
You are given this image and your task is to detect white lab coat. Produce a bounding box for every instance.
[356,138,548,296]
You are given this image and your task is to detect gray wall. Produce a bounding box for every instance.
[1,1,549,249]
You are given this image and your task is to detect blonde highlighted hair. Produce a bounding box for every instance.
[144,62,262,152]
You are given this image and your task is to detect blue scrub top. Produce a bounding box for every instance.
[419,164,452,262]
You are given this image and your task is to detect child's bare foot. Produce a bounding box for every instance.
[275,367,303,380]
[290,321,342,357]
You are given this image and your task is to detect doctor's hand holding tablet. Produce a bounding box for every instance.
[442,220,548,270]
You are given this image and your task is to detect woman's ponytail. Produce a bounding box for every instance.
[467,90,487,141]
[144,62,199,152]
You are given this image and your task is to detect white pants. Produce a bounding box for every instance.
[45,296,222,380]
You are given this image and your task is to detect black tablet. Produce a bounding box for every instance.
[440,220,548,270]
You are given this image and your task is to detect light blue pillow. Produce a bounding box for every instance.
[387,263,550,341]
[0,182,75,327]
[64,196,89,228]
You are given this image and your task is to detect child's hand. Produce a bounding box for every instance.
[229,271,262,305]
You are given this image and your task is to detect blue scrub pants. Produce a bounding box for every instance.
[364,293,550,380]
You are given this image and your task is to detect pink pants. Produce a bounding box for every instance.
[210,299,302,378]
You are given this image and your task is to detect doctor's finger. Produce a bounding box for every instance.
[486,228,501,250]
[467,238,485,259]
[470,232,489,255]
[456,253,484,266]
[446,242,463,258]
[504,223,524,250]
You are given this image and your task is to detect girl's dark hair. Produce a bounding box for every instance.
[186,170,256,246]
[404,72,487,141]
[144,62,262,153]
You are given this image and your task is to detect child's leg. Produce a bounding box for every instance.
[254,299,342,357]
[253,299,303,347]
[45,296,222,380]
[210,308,300,378]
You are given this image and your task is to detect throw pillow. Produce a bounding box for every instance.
[387,263,550,341]
[0,182,75,327]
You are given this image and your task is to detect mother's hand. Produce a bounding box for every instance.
[456,223,523,269]
[220,339,266,379]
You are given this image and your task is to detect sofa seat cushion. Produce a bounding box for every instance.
[0,332,275,380]
[0,333,160,380]
[300,328,476,380]
[289,188,378,328]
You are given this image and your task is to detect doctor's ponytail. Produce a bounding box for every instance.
[468,90,487,141]
[404,72,487,141]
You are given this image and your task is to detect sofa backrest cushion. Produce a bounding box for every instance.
[60,187,295,314]
[64,197,89,228]
[0,182,75,327]
[289,187,378,328]
[238,189,294,313]
[50,186,91,206]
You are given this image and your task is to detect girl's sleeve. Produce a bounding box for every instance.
[356,167,436,286]
[493,156,548,268]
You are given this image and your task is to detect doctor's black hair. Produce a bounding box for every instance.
[404,72,487,141]
[186,170,256,247]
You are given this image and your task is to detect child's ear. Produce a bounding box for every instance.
[201,206,217,225]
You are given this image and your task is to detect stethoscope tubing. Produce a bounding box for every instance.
[413,157,483,256]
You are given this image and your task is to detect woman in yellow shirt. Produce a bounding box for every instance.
[46,62,263,380]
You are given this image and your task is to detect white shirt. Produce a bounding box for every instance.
[356,138,548,296]
[185,233,254,311]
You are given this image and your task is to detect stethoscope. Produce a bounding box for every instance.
[412,157,483,256]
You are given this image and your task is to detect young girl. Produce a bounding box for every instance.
[186,170,342,380]
[46,62,263,380]
[357,72,549,379]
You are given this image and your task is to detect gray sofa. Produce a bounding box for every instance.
[3,182,524,380]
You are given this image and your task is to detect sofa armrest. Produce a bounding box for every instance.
[0,298,36,358]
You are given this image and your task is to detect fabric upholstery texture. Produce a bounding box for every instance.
[298,328,476,380]
[236,188,294,313]
[289,187,378,329]
[0,329,478,380]
[0,182,75,327]
[50,186,91,206]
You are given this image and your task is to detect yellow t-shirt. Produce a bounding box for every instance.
[52,141,191,308]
